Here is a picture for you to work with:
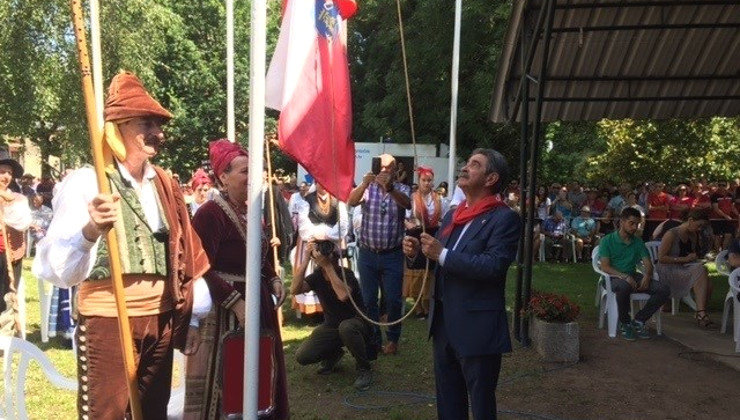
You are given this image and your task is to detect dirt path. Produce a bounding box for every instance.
[498,325,740,419]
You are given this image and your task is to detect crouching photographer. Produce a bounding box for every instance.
[292,240,375,390]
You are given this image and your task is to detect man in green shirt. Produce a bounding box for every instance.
[599,207,670,340]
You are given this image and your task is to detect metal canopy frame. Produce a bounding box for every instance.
[497,0,740,345]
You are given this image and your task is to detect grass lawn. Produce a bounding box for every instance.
[4,259,731,419]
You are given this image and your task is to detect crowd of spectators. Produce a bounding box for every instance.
[499,179,740,262]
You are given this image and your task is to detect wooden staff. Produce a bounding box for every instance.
[264,138,281,272]
[265,138,285,332]
[70,2,142,418]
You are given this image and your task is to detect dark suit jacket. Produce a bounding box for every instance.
[428,205,521,357]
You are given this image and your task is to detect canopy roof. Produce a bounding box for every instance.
[489,0,740,123]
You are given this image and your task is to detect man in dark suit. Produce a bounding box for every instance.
[403,148,521,420]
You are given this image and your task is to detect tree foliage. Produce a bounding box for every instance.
[349,0,514,158]
[585,118,739,185]
[0,0,87,168]
[534,118,739,186]
[1,1,737,186]
[1,0,284,178]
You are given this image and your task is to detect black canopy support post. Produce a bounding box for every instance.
[520,0,556,347]
[507,0,551,125]
[513,20,531,343]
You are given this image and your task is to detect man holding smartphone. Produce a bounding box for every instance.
[348,154,411,355]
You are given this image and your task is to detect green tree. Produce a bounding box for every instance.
[1,0,286,178]
[585,118,740,185]
[539,121,604,184]
[349,0,514,160]
[0,0,88,169]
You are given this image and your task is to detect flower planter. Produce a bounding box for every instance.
[530,316,580,363]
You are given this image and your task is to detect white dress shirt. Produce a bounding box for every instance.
[438,220,473,267]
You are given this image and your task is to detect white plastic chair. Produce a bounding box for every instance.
[16,275,26,341]
[717,250,735,334]
[716,249,731,276]
[345,241,360,280]
[592,246,662,338]
[540,233,577,263]
[0,336,76,420]
[0,336,187,420]
[727,268,740,353]
[38,280,53,343]
[644,240,697,315]
[167,350,187,419]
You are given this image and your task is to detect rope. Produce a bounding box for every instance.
[332,0,432,328]
[396,0,417,149]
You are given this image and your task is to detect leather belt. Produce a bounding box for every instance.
[361,245,401,255]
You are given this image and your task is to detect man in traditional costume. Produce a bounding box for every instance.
[183,139,289,419]
[34,71,210,419]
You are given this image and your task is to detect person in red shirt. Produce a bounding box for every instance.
[710,181,738,250]
[670,184,693,220]
[646,182,670,241]
[690,181,712,212]
[585,189,607,218]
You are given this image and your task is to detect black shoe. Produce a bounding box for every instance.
[317,349,344,375]
[353,369,372,390]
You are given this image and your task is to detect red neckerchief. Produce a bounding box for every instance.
[441,194,506,238]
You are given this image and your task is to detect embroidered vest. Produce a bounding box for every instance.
[88,168,170,280]
[304,192,339,226]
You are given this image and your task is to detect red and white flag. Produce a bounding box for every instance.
[266,0,357,202]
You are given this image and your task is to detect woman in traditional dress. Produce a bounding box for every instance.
[189,168,213,216]
[184,139,288,419]
[403,166,445,319]
[0,149,31,337]
[656,209,714,328]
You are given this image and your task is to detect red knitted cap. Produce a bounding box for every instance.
[209,139,248,178]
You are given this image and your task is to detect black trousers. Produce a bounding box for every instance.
[0,254,23,314]
[432,304,502,420]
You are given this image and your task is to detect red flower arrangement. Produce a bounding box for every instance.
[523,291,580,323]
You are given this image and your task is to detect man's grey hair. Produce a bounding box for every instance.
[472,148,509,194]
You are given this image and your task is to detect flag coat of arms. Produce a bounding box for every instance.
[266,0,355,202]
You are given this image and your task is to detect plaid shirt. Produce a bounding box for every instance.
[358,182,411,251]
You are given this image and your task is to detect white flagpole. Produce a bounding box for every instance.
[447,0,462,190]
[226,0,236,143]
[245,0,267,416]
[90,0,104,128]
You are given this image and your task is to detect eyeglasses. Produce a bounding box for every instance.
[380,200,388,216]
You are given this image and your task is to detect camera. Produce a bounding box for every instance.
[371,156,381,175]
[314,240,336,257]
